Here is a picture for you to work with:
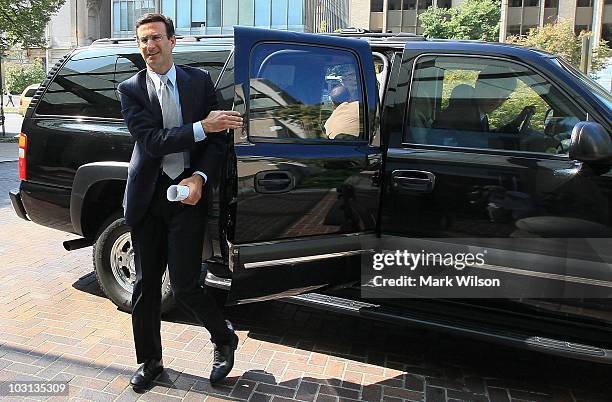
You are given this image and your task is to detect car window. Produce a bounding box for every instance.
[115,49,231,88]
[24,88,38,97]
[36,54,121,118]
[556,57,612,110]
[406,56,586,155]
[247,43,365,141]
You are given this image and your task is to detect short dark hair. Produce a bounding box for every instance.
[330,84,351,105]
[135,13,175,38]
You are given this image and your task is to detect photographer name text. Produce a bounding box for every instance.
[371,275,500,288]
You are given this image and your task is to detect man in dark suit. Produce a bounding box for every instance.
[117,13,242,390]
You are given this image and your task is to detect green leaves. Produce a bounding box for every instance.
[507,20,611,76]
[419,0,501,42]
[4,61,46,94]
[0,0,66,53]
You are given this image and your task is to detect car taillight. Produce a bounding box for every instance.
[20,98,23,107]
[19,133,27,181]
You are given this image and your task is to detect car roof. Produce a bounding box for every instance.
[83,32,552,59]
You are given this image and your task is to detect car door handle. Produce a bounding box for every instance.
[392,170,436,193]
[255,171,294,193]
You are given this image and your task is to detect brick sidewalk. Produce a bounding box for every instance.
[1,161,612,401]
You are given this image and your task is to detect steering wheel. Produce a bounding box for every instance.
[518,106,536,135]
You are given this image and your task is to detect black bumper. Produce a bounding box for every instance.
[9,189,29,221]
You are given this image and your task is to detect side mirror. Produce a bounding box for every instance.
[569,121,612,165]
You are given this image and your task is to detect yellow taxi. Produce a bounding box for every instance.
[18,84,39,116]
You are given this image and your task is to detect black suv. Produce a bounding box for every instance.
[10,27,612,363]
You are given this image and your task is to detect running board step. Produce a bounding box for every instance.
[204,273,612,363]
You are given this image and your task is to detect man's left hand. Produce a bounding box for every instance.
[178,175,204,205]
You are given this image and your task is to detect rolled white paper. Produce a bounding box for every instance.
[167,185,190,202]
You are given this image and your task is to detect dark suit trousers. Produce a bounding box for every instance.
[130,172,232,364]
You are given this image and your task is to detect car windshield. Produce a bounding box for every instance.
[555,57,612,110]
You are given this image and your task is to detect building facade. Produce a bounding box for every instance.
[355,0,462,34]
[30,0,111,71]
[356,0,611,46]
[499,0,612,45]
[111,0,350,37]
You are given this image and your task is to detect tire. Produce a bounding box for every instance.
[93,213,174,313]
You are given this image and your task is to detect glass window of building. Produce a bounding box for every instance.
[255,0,272,27]
[403,0,416,9]
[114,0,330,36]
[417,0,432,10]
[287,0,304,31]
[509,0,522,7]
[371,0,383,12]
[271,0,288,29]
[127,1,135,28]
[223,0,239,33]
[575,24,590,33]
[161,0,176,22]
[388,0,401,10]
[437,0,451,7]
[113,2,120,32]
[602,23,612,44]
[524,0,538,6]
[120,2,128,31]
[192,0,206,28]
[576,0,592,6]
[203,0,220,32]
[507,25,521,36]
[544,0,558,7]
[176,0,191,30]
[239,0,255,26]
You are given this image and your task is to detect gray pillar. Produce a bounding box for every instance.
[592,0,603,44]
[558,0,577,26]
[382,0,388,32]
[499,0,508,42]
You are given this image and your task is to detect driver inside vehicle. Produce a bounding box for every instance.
[474,67,536,134]
[435,66,536,135]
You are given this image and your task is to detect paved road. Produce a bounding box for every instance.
[0,112,23,137]
[0,143,18,163]
[0,161,611,401]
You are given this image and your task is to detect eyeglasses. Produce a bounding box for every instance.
[137,33,166,46]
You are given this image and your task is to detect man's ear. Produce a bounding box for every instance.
[170,35,176,49]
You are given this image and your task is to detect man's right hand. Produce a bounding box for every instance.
[202,111,243,133]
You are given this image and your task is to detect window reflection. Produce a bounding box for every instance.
[37,55,121,118]
[248,44,364,141]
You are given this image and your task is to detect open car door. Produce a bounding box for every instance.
[225,27,380,304]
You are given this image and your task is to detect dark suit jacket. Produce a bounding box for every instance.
[117,65,225,227]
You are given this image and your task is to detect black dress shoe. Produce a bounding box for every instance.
[130,358,163,389]
[210,333,239,385]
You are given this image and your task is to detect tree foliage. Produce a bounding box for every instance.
[5,61,46,94]
[0,0,65,53]
[419,0,501,42]
[506,20,610,76]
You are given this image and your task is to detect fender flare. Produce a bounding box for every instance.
[70,162,129,236]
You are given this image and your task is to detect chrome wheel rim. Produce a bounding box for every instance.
[110,232,136,293]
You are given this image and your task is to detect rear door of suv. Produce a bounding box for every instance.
[226,27,381,304]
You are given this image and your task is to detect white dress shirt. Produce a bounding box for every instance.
[147,64,207,182]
